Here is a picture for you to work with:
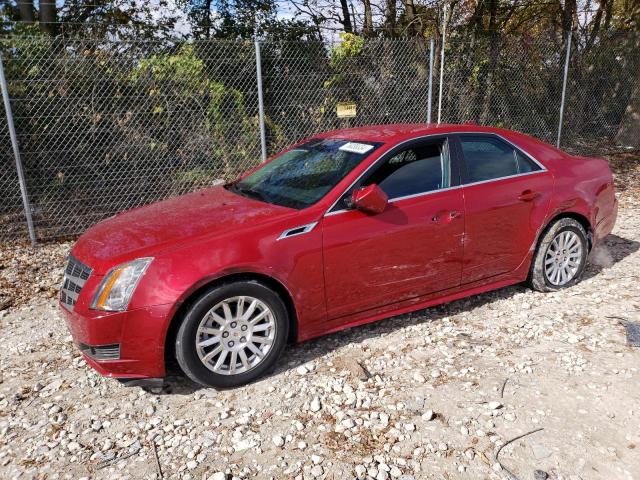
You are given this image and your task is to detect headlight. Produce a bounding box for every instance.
[91,258,153,311]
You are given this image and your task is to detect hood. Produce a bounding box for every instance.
[72,186,294,274]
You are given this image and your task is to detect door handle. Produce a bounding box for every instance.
[518,190,540,202]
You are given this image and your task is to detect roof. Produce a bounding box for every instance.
[318,123,512,144]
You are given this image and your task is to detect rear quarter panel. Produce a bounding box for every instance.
[543,153,617,244]
[499,129,616,253]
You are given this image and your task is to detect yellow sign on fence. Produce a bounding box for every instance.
[336,102,357,118]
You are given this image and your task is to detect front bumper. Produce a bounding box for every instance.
[60,302,173,379]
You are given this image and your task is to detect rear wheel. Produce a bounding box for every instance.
[528,217,589,292]
[175,281,289,388]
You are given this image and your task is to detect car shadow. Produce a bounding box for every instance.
[159,233,639,394]
[583,233,639,280]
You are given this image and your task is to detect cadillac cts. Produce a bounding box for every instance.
[60,124,618,388]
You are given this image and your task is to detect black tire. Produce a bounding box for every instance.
[528,217,589,292]
[175,280,289,388]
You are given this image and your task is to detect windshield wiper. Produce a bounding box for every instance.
[230,183,270,204]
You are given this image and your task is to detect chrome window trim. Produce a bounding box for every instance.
[277,222,318,240]
[324,170,547,217]
[458,168,546,188]
[322,131,547,218]
[388,184,460,203]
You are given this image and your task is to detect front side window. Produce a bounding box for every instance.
[228,139,380,209]
[460,136,541,183]
[363,138,451,199]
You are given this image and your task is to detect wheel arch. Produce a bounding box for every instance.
[542,210,593,250]
[163,272,299,372]
[526,210,592,291]
[525,209,593,284]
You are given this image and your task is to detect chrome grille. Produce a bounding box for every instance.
[60,256,92,310]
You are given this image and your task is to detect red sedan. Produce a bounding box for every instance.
[60,124,618,388]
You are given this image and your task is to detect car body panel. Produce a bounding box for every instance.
[322,187,465,320]
[62,302,172,378]
[460,171,554,283]
[60,124,618,379]
[303,267,530,342]
[71,186,297,275]
[543,155,617,244]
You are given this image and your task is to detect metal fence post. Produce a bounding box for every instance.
[427,38,434,123]
[254,39,268,163]
[0,56,37,246]
[557,31,572,148]
[437,4,448,124]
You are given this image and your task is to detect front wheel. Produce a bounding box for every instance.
[175,281,289,388]
[528,217,589,292]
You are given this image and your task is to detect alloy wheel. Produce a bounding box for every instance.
[195,296,276,375]
[544,230,583,286]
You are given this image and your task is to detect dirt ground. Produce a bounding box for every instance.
[0,149,639,480]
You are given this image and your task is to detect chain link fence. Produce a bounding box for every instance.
[562,32,640,150]
[1,32,638,243]
[0,89,29,241]
[261,39,431,154]
[438,31,640,153]
[439,34,564,144]
[1,38,261,240]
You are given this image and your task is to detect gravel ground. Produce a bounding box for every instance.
[1,151,639,480]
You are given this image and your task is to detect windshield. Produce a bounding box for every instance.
[227,139,380,209]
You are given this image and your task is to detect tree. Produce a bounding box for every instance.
[39,0,56,35]
[54,0,183,39]
[400,0,419,36]
[559,0,577,35]
[339,0,354,33]
[16,0,34,23]
[614,4,640,147]
[384,0,397,36]
[615,71,640,147]
[189,0,215,39]
[362,0,374,36]
[207,0,318,39]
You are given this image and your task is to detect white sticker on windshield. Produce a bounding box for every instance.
[339,142,374,154]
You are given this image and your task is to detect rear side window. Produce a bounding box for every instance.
[515,151,540,173]
[460,136,540,183]
[363,138,451,200]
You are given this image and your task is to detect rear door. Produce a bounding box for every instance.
[322,136,465,320]
[455,134,553,283]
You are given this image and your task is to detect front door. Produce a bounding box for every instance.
[322,136,465,320]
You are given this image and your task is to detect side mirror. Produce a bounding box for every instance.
[351,184,388,214]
